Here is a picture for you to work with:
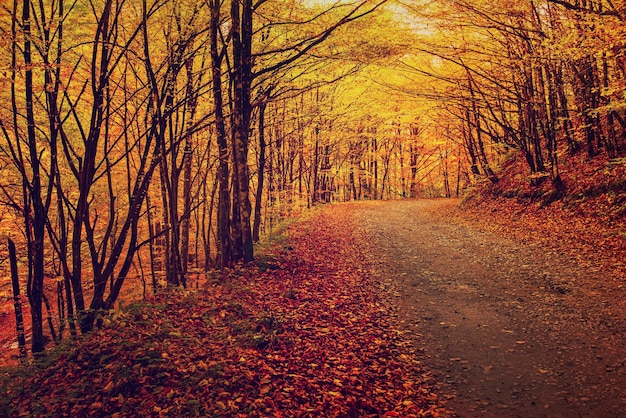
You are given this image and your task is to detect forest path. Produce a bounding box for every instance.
[348,199,626,417]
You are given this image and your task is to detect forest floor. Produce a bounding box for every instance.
[0,205,450,417]
[2,167,626,416]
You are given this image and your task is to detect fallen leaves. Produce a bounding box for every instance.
[0,206,450,417]
[456,152,626,286]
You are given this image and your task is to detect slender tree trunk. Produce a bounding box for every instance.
[181,59,197,281]
[312,125,320,204]
[462,106,481,177]
[21,0,47,353]
[9,239,27,359]
[555,65,577,154]
[399,138,406,197]
[372,136,378,200]
[441,151,451,198]
[230,0,254,262]
[467,71,497,182]
[573,57,597,157]
[456,144,462,197]
[410,143,418,198]
[146,194,158,294]
[253,101,268,242]
[210,0,232,268]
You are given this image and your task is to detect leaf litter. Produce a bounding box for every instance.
[1,206,451,417]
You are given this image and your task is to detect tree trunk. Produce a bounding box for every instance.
[253,101,268,242]
[463,106,481,177]
[9,239,27,359]
[20,0,47,353]
[467,71,497,182]
[181,59,197,281]
[210,0,232,268]
[312,125,320,204]
[230,0,254,263]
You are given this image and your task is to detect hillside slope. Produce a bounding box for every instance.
[458,150,626,287]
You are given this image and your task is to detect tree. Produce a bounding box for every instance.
[1,0,63,353]
[216,0,388,263]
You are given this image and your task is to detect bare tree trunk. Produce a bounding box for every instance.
[555,65,578,154]
[253,100,268,242]
[462,106,481,177]
[146,194,158,294]
[230,0,254,262]
[466,71,497,182]
[372,135,379,200]
[312,125,320,204]
[20,0,47,353]
[9,239,27,359]
[181,59,199,284]
[209,0,232,268]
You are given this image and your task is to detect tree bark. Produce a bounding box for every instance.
[230,0,254,263]
[253,100,268,243]
[9,239,27,359]
[210,0,232,268]
[21,0,47,353]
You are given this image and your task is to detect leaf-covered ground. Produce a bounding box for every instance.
[1,208,449,417]
[457,152,626,286]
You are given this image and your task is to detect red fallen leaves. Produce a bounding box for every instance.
[1,207,451,417]
[455,151,626,285]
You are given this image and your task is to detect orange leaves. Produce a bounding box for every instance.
[1,206,450,417]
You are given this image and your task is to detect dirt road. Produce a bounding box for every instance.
[349,199,626,417]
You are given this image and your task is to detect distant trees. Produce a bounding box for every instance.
[400,0,626,188]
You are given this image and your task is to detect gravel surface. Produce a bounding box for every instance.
[348,199,626,418]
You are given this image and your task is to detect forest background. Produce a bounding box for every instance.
[0,0,625,358]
